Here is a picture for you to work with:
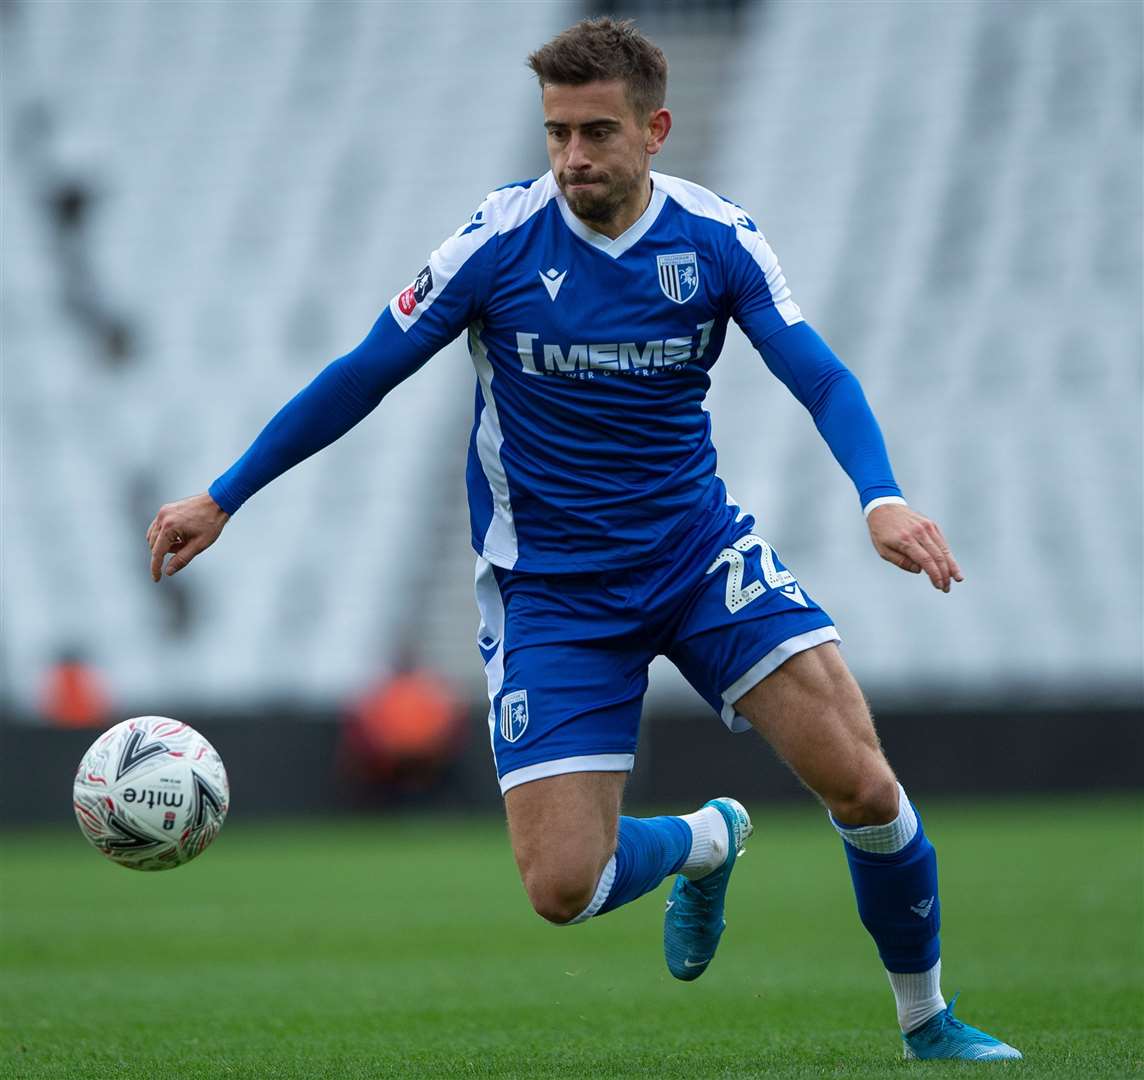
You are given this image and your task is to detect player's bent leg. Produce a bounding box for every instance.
[504,770,712,926]
[734,641,1020,1058]
[505,771,625,924]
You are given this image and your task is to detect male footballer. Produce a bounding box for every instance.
[147,19,1020,1061]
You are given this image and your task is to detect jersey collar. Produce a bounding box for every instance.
[555,178,667,260]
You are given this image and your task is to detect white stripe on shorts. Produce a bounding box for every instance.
[718,625,841,731]
[474,557,506,757]
[498,754,635,795]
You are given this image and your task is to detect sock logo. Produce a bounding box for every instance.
[910,896,934,918]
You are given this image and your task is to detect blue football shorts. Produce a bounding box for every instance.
[474,509,839,794]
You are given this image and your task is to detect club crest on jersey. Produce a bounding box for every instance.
[657,251,699,304]
[500,690,529,743]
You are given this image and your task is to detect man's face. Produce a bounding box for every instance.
[542,80,657,227]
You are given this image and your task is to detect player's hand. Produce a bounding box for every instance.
[866,504,963,593]
[146,493,229,582]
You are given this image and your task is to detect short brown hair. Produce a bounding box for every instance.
[527,17,668,118]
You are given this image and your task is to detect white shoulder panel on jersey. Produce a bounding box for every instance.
[389,175,559,334]
[388,207,497,333]
[653,172,803,328]
[484,172,560,235]
[652,171,744,228]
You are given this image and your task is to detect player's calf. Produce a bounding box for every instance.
[521,812,700,925]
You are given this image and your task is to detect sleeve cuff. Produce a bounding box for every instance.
[862,495,908,519]
[208,479,241,517]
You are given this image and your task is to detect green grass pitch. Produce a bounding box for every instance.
[2,797,1140,1079]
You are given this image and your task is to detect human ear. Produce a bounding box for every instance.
[646,108,672,155]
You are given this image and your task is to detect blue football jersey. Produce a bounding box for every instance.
[386,171,804,573]
[209,170,901,568]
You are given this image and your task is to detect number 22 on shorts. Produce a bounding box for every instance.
[706,535,795,614]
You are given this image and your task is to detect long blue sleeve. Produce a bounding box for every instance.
[209,193,501,515]
[209,308,432,514]
[756,321,903,509]
[720,215,902,511]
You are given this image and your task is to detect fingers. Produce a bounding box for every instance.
[150,530,169,582]
[931,523,964,583]
[900,521,962,592]
[889,551,923,574]
[149,523,185,582]
[920,520,963,591]
[163,537,202,577]
[901,535,947,591]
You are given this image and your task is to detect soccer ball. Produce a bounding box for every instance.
[73,716,229,871]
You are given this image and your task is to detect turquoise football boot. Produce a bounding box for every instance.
[903,995,1023,1060]
[663,797,753,981]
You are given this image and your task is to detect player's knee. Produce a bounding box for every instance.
[826,769,899,827]
[522,867,600,925]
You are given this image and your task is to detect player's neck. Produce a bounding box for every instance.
[579,175,653,240]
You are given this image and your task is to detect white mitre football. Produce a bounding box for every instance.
[73,716,229,871]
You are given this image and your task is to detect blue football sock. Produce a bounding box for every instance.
[833,785,941,974]
[595,815,692,917]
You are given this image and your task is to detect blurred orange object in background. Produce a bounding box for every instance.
[39,652,111,728]
[341,666,467,789]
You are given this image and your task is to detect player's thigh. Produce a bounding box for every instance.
[666,532,895,822]
[505,770,625,895]
[733,641,897,823]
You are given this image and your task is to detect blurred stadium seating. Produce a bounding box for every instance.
[2,0,567,710]
[2,0,1140,724]
[700,0,1142,707]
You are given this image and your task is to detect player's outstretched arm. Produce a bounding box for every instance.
[866,502,963,593]
[752,323,962,592]
[147,492,229,581]
[144,195,498,584]
[144,312,424,583]
[725,215,963,594]
[143,308,423,584]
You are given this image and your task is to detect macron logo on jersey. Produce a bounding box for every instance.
[515,320,714,377]
[539,267,567,301]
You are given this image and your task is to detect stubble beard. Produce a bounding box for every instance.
[560,168,640,228]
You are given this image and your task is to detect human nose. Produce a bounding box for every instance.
[565,132,592,171]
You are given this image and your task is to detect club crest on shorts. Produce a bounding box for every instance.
[500,690,529,743]
[657,251,699,304]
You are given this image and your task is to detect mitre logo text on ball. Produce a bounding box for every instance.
[121,787,185,809]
